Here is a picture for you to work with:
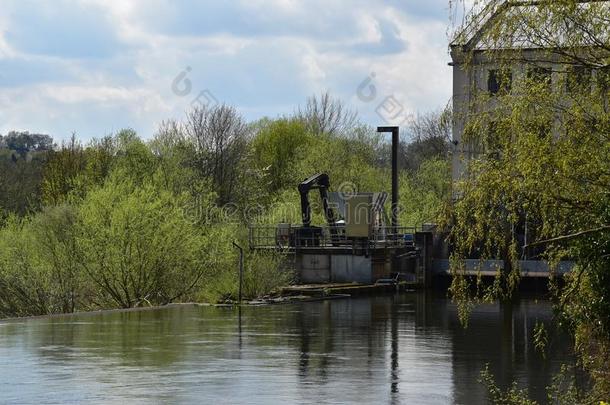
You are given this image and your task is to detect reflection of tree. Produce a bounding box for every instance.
[447,298,572,404]
[8,306,244,368]
[0,295,574,404]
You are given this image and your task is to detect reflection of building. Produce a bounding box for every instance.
[282,293,571,404]
[1,294,572,403]
[445,298,570,404]
[450,0,610,180]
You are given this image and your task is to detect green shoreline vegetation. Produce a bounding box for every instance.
[0,95,451,318]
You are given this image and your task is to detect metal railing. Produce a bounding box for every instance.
[371,226,418,248]
[248,224,417,250]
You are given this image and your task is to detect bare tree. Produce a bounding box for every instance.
[184,104,249,204]
[150,119,186,156]
[401,105,452,171]
[409,105,452,148]
[297,91,358,136]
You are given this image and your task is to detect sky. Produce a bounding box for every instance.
[0,0,457,142]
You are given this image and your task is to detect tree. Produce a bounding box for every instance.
[250,118,311,193]
[31,205,82,314]
[447,0,610,399]
[42,134,87,205]
[4,131,53,157]
[0,207,83,317]
[296,91,358,136]
[184,104,249,204]
[0,146,48,216]
[0,216,51,317]
[399,158,451,227]
[77,172,209,308]
[401,106,452,172]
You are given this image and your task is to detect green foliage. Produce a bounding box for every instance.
[0,148,48,215]
[251,118,312,193]
[399,157,451,227]
[0,96,451,317]
[0,216,51,317]
[243,250,292,298]
[1,131,53,157]
[0,209,82,317]
[479,365,538,405]
[252,189,302,225]
[42,135,87,205]
[194,224,290,303]
[294,131,389,197]
[401,106,452,172]
[449,0,610,400]
[533,321,548,359]
[30,205,83,313]
[76,172,208,308]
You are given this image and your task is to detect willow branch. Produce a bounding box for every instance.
[524,224,610,248]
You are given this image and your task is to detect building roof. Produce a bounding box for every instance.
[451,0,610,52]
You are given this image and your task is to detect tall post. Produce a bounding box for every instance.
[232,241,244,304]
[377,126,400,234]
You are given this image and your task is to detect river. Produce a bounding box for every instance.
[0,292,573,404]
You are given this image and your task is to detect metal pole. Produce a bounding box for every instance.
[391,128,399,233]
[377,126,400,233]
[232,241,244,304]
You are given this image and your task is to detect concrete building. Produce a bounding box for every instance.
[449,0,610,180]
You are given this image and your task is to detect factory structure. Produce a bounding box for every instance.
[248,0,605,286]
[450,0,610,180]
[249,127,435,286]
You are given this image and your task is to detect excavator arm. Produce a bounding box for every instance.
[298,173,336,228]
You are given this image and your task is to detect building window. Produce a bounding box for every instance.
[485,121,501,153]
[597,66,610,92]
[527,66,552,86]
[488,69,512,95]
[531,119,552,139]
[566,65,591,93]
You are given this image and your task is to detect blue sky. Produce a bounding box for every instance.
[0,0,455,142]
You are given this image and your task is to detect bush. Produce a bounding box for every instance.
[30,205,83,313]
[0,216,56,317]
[76,173,209,308]
[194,223,291,303]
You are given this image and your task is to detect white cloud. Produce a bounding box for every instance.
[0,0,453,140]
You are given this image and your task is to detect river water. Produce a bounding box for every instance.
[0,292,573,404]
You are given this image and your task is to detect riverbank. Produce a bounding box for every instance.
[0,282,420,322]
[2,277,559,323]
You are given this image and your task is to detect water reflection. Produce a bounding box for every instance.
[0,293,572,404]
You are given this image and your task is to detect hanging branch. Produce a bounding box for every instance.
[523,224,610,248]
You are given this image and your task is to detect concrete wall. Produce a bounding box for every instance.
[432,259,574,276]
[298,253,374,284]
[298,254,330,283]
[331,255,372,284]
[450,48,577,181]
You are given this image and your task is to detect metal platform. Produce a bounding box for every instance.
[248,224,418,251]
[249,224,423,285]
